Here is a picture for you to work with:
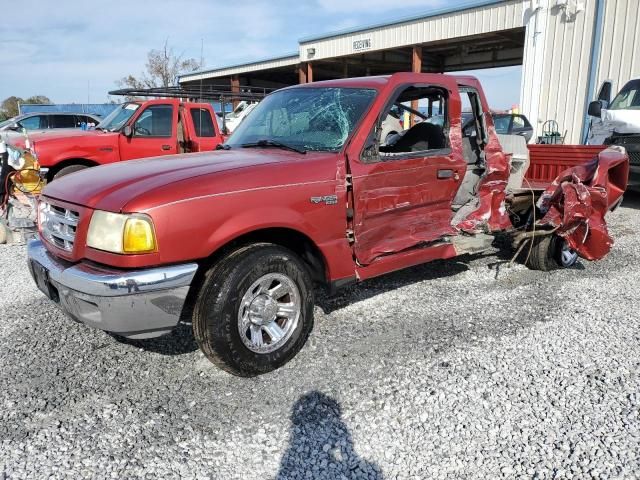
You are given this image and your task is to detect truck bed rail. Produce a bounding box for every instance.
[525,145,607,183]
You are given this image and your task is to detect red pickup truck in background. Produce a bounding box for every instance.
[27,73,628,377]
[22,99,225,181]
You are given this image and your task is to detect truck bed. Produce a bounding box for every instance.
[524,144,608,189]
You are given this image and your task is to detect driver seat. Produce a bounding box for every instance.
[389,122,446,152]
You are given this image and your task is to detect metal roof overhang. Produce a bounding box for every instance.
[179,0,523,88]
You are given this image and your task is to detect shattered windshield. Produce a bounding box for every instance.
[96,103,140,131]
[609,80,640,110]
[226,87,377,152]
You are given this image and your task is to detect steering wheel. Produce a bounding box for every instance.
[135,125,152,136]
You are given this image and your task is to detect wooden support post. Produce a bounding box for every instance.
[230,75,240,109]
[307,62,314,83]
[411,46,423,126]
[412,45,423,72]
[298,63,308,84]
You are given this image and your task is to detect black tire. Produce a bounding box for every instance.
[193,243,314,377]
[525,234,577,271]
[0,222,8,245]
[53,164,89,180]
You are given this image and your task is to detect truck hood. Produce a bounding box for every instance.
[601,109,640,134]
[5,128,113,146]
[2,129,120,166]
[42,149,339,213]
[589,109,640,144]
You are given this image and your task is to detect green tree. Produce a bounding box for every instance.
[0,95,52,120]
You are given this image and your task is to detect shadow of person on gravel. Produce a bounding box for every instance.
[277,391,383,480]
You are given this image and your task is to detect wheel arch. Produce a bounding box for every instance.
[180,227,331,324]
[47,158,99,181]
[205,227,328,283]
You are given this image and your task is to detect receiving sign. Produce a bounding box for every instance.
[353,38,372,52]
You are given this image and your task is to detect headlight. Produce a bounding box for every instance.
[86,211,157,254]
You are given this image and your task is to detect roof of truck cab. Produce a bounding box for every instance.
[122,98,212,108]
[285,73,478,90]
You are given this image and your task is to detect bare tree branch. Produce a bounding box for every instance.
[117,40,202,93]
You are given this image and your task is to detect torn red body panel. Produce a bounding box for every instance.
[347,75,467,266]
[536,147,629,260]
[453,77,512,234]
[454,137,512,233]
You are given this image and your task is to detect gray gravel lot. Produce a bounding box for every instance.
[2,194,640,479]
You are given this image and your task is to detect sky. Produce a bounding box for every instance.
[0,0,521,109]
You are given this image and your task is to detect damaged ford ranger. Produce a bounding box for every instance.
[27,73,629,376]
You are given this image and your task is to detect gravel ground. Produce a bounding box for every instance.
[1,194,640,480]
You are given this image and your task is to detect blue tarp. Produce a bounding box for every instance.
[19,103,119,118]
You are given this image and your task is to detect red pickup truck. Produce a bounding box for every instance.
[27,73,628,376]
[22,99,225,181]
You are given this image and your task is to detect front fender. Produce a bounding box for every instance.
[39,141,120,167]
[204,206,318,251]
[50,150,119,167]
[146,186,355,280]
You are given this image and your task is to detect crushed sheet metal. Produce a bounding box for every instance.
[536,148,629,261]
[455,132,512,233]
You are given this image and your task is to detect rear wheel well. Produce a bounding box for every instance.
[47,159,98,181]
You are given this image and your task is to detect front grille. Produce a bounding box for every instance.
[604,135,640,165]
[610,136,640,145]
[605,135,640,146]
[40,202,80,252]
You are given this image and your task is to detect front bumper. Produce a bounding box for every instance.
[27,239,198,339]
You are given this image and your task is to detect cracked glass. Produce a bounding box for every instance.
[227,87,377,152]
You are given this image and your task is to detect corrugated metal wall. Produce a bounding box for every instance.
[524,0,640,144]
[595,0,640,93]
[299,1,523,61]
[537,0,596,144]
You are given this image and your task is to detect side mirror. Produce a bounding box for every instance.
[8,123,20,131]
[588,100,603,118]
[362,144,379,162]
[122,125,133,137]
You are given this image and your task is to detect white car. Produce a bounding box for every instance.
[587,78,640,145]
[220,101,258,134]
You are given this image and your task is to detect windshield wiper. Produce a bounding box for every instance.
[240,139,306,154]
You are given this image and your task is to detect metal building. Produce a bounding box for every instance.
[180,0,640,144]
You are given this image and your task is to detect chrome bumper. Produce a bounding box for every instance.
[27,239,198,339]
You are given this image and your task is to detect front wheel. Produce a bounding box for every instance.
[0,221,8,244]
[193,243,314,376]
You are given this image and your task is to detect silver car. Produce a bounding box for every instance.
[0,112,101,132]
